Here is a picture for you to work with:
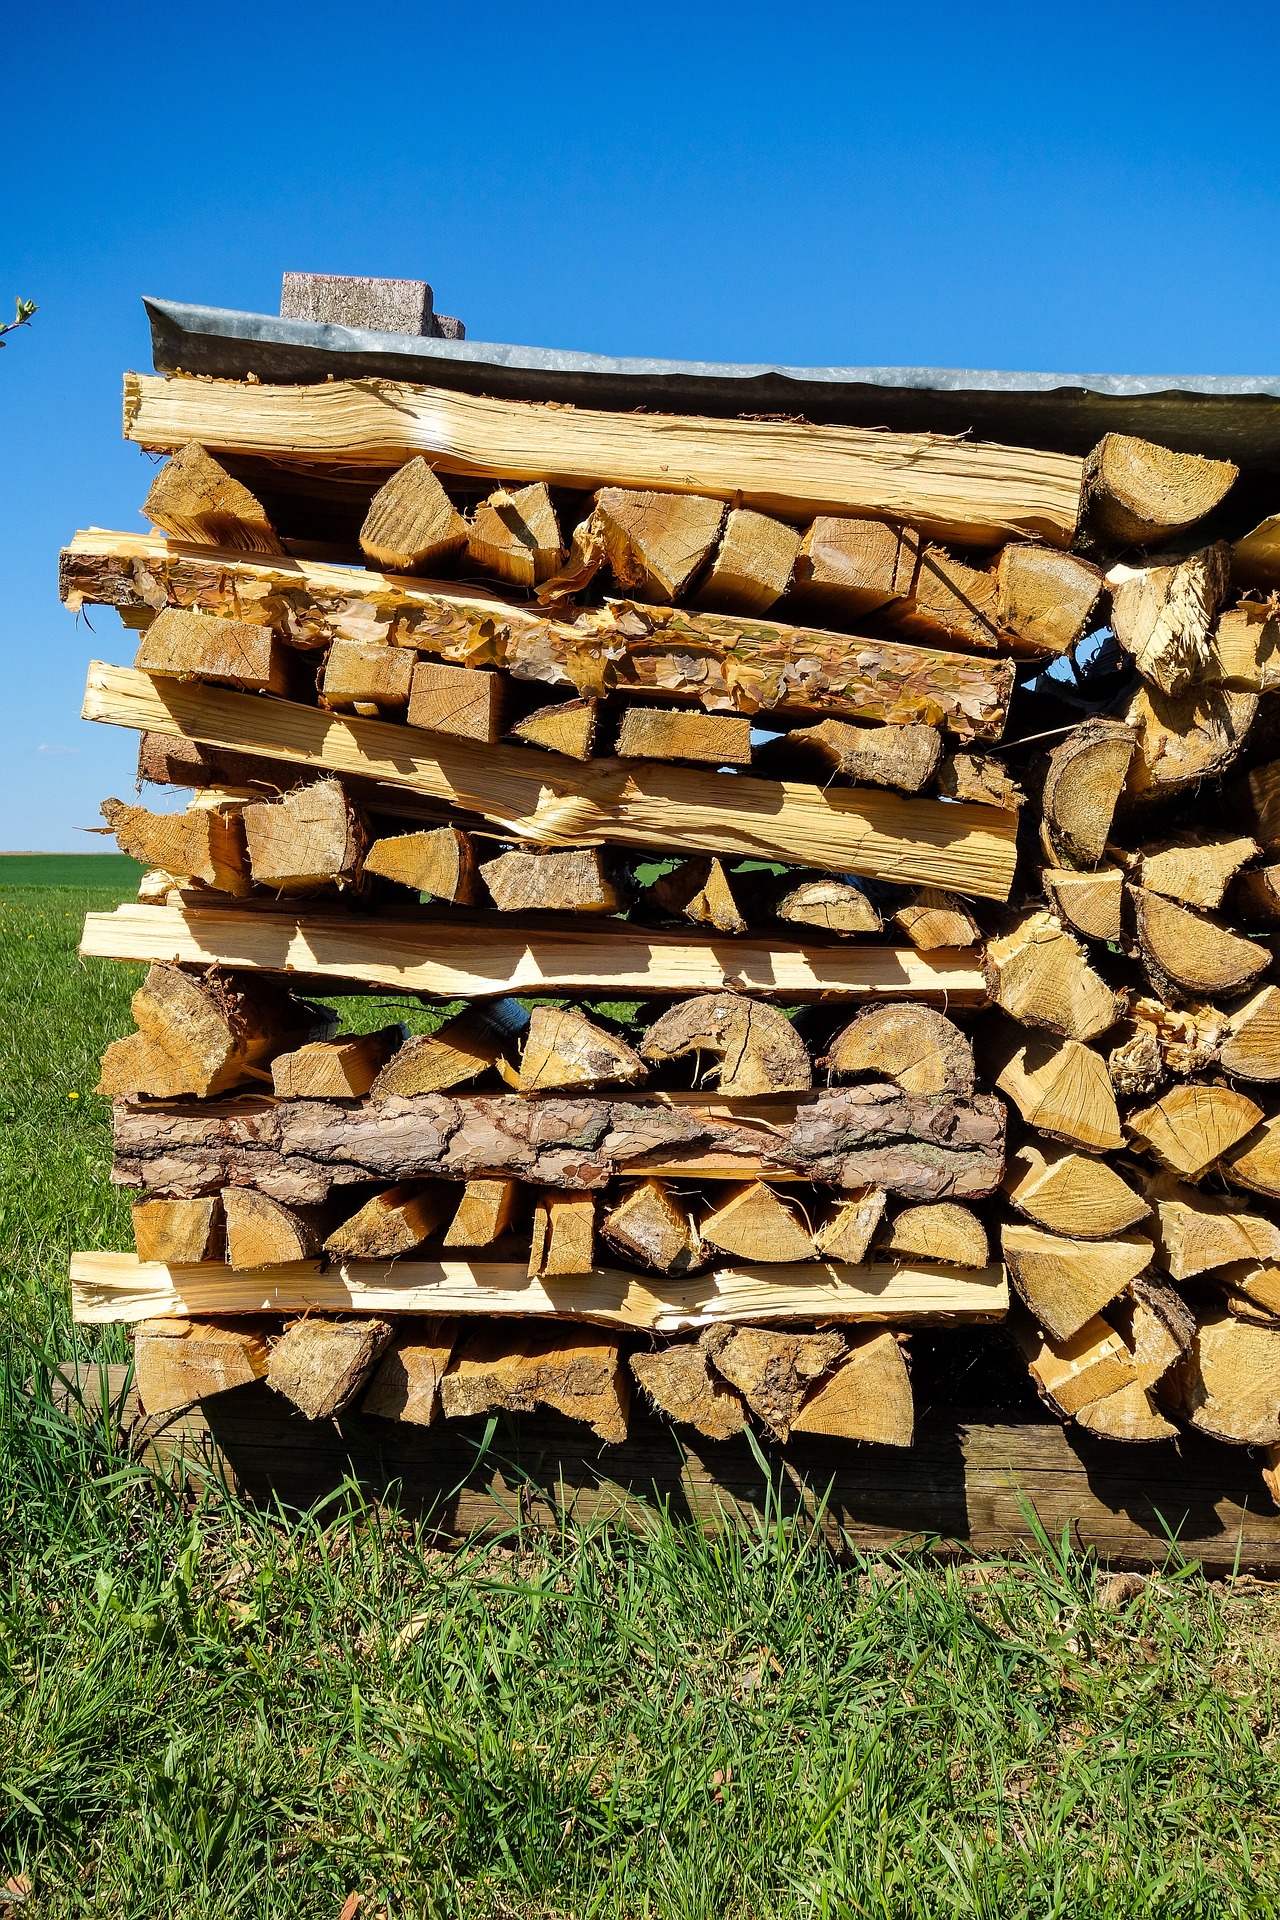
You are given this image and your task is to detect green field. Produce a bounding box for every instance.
[2,860,1280,1915]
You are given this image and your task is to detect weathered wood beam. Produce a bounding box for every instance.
[81,663,1018,895]
[62,531,1015,738]
[69,1250,1008,1328]
[80,902,990,1003]
[121,375,1084,548]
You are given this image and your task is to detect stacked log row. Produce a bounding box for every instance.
[60,358,1280,1479]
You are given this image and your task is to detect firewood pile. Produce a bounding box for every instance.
[61,277,1280,1486]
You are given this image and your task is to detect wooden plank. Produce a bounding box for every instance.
[69,1250,1008,1328]
[79,902,990,1002]
[121,375,1084,548]
[61,1365,1280,1572]
[62,531,1015,740]
[81,664,1018,896]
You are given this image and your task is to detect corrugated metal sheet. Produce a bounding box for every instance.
[146,296,1280,475]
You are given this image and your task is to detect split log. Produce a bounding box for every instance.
[97,962,328,1099]
[66,529,1017,737]
[359,457,469,572]
[592,489,725,602]
[408,662,509,744]
[361,1319,459,1424]
[1083,434,1237,548]
[891,890,982,950]
[142,442,283,553]
[80,900,992,1003]
[1236,759,1280,851]
[466,483,564,588]
[1126,1083,1263,1178]
[1216,1262,1280,1322]
[1223,1115,1280,1201]
[1041,720,1135,867]
[1107,544,1231,696]
[1012,1310,1138,1418]
[363,826,478,903]
[1041,868,1124,943]
[629,1341,746,1438]
[132,1317,270,1415]
[791,516,916,619]
[880,543,1003,652]
[692,508,801,615]
[648,857,747,935]
[641,992,811,1096]
[766,874,882,938]
[510,698,598,762]
[135,606,288,695]
[1148,1175,1280,1280]
[135,731,281,795]
[1201,602,1280,692]
[223,1189,327,1269]
[994,544,1103,656]
[1228,862,1280,926]
[131,1198,223,1264]
[985,1028,1123,1154]
[1074,1382,1177,1443]
[602,1180,703,1275]
[101,797,250,896]
[779,1084,1006,1198]
[984,910,1122,1042]
[1002,1139,1148,1239]
[372,1003,529,1097]
[1233,516,1280,589]
[271,1026,405,1099]
[517,1006,647,1096]
[1129,832,1258,909]
[813,1188,887,1264]
[243,779,365,892]
[1108,1275,1194,1390]
[528,1191,596,1277]
[266,1316,396,1421]
[1123,682,1257,802]
[699,1182,815,1263]
[1110,995,1227,1091]
[82,662,1021,894]
[480,847,624,914]
[614,707,753,768]
[936,751,1025,811]
[440,1323,630,1442]
[323,1182,453,1259]
[1002,1223,1153,1343]
[321,637,415,714]
[823,1002,975,1098]
[877,1202,988,1268]
[442,1179,519,1249]
[790,1330,914,1446]
[762,718,942,793]
[122,372,1087,546]
[703,1324,846,1439]
[71,1249,1009,1329]
[1163,1312,1280,1446]
[1128,886,1268,1002]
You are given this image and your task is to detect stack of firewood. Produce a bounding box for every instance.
[59,336,1280,1477]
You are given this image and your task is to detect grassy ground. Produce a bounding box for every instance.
[3,858,1280,1916]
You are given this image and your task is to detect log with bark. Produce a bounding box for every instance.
[62,531,1016,736]
[97,962,331,1099]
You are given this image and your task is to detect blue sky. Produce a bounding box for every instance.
[4,0,1280,847]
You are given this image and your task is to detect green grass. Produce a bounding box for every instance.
[3,860,1280,1916]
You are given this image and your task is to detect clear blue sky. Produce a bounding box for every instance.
[4,0,1279,847]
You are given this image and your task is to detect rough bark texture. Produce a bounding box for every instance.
[777,1085,1006,1198]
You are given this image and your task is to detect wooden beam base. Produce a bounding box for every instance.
[57,1364,1280,1573]
[69,1251,1008,1329]
[79,903,990,1002]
